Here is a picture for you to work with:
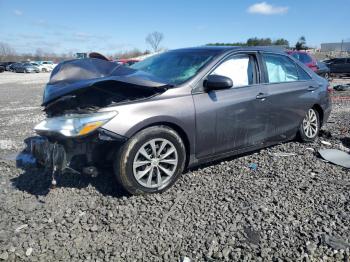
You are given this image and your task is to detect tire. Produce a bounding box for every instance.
[114,126,186,195]
[298,108,320,142]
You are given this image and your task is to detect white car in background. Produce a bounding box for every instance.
[30,62,50,72]
[33,61,57,72]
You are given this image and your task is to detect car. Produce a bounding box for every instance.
[0,62,16,71]
[8,62,22,72]
[315,61,330,79]
[117,59,140,66]
[29,62,51,72]
[36,61,57,71]
[286,50,318,72]
[323,58,350,76]
[32,46,332,195]
[14,63,40,73]
[0,65,4,73]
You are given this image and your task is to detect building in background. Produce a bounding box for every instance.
[321,42,350,52]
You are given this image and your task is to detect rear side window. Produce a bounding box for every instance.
[210,54,256,87]
[262,54,299,83]
[295,64,312,80]
[291,53,312,64]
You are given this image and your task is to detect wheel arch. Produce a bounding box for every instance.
[128,121,192,168]
[312,104,324,126]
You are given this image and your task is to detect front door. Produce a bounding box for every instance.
[193,53,269,158]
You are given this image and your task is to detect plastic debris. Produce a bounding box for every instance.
[248,163,258,171]
[15,224,28,233]
[321,140,332,146]
[305,147,315,152]
[318,149,350,168]
[26,248,33,256]
[180,256,192,262]
[269,152,297,157]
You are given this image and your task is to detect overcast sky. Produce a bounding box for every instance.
[0,0,349,54]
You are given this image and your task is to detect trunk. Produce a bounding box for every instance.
[43,58,169,117]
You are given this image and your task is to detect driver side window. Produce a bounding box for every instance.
[210,54,255,87]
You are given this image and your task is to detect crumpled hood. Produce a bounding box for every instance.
[43,58,169,105]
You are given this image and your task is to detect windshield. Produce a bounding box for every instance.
[131,50,218,85]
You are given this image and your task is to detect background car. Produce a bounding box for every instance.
[14,63,40,73]
[323,58,350,76]
[30,62,52,72]
[0,62,16,71]
[36,61,57,71]
[117,58,140,66]
[0,65,4,73]
[286,50,318,72]
[8,62,22,72]
[315,61,330,79]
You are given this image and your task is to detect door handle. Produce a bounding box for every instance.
[307,86,318,91]
[256,93,268,100]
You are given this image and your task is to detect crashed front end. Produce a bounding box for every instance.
[31,58,168,179]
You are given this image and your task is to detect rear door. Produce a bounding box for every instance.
[260,52,318,142]
[193,52,270,158]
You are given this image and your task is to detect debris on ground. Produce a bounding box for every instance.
[321,140,332,146]
[248,163,258,171]
[322,234,350,250]
[14,224,28,233]
[269,152,297,157]
[333,83,350,91]
[318,149,350,168]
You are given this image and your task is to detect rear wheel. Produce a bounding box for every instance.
[298,108,320,142]
[114,126,186,195]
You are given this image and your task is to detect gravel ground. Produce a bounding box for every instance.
[0,72,349,261]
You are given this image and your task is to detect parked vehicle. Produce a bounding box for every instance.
[0,62,16,71]
[30,62,52,72]
[36,61,57,71]
[14,63,40,73]
[8,62,22,72]
[323,58,350,76]
[0,65,4,73]
[117,59,140,66]
[32,47,331,195]
[315,61,330,79]
[286,51,318,72]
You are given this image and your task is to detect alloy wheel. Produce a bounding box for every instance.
[302,109,318,138]
[133,138,178,188]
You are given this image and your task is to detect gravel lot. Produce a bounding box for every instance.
[0,72,349,261]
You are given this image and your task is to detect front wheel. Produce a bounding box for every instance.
[114,126,186,195]
[298,108,320,142]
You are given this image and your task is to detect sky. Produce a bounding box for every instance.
[0,0,349,55]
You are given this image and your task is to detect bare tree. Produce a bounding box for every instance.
[145,31,164,52]
[0,42,16,62]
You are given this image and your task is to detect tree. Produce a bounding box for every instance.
[295,36,306,50]
[0,42,16,62]
[145,31,164,52]
[273,38,289,47]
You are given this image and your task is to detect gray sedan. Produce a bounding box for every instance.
[14,63,40,73]
[32,46,332,195]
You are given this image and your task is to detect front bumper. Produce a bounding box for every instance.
[30,128,127,173]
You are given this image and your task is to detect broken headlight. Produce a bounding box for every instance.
[34,111,117,137]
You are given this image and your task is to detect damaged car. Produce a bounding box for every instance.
[32,46,332,195]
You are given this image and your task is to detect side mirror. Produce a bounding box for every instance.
[204,75,233,91]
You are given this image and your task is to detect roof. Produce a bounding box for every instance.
[169,45,287,54]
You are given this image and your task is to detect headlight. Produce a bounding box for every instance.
[34,111,117,137]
